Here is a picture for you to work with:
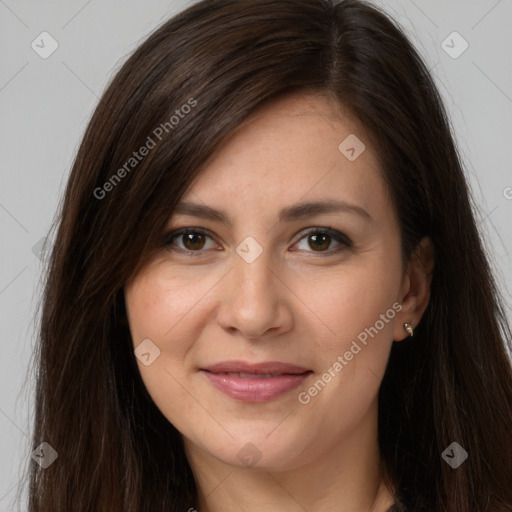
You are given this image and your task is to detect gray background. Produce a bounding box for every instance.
[1,0,511,509]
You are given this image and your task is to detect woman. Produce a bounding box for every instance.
[23,0,512,511]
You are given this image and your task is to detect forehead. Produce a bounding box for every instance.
[180,91,389,220]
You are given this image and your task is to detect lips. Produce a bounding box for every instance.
[212,372,287,378]
[202,361,311,375]
[200,361,313,402]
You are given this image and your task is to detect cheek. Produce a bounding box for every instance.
[125,263,218,346]
[124,266,211,433]
[300,255,402,352]
[124,267,204,402]
[293,254,402,415]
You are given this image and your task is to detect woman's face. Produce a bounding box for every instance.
[124,92,412,471]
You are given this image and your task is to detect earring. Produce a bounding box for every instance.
[404,322,415,337]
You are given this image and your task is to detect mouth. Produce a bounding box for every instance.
[200,361,313,402]
[208,372,297,378]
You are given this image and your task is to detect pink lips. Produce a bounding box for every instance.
[200,361,313,402]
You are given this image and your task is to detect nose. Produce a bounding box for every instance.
[215,246,294,340]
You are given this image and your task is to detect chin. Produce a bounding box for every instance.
[204,435,307,472]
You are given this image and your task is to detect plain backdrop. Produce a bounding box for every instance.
[0,0,511,510]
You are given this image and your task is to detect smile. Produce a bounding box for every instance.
[201,371,312,402]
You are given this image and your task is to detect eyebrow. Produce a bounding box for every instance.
[172,199,373,225]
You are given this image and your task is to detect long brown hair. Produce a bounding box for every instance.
[20,0,512,510]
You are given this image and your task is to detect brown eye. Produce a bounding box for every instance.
[308,233,332,251]
[293,228,352,254]
[182,232,206,251]
[165,229,217,253]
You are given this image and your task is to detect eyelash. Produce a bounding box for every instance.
[163,227,353,256]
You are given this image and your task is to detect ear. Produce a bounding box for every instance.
[393,236,435,341]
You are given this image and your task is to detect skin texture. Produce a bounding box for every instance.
[124,92,434,512]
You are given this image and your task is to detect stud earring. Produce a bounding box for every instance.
[404,322,415,337]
